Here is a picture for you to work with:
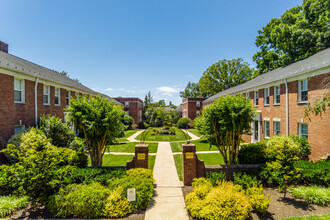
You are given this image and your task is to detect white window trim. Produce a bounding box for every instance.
[66,91,71,106]
[264,120,270,139]
[43,85,50,105]
[254,90,259,106]
[274,121,281,135]
[55,87,61,106]
[298,123,308,138]
[196,101,200,108]
[125,101,129,108]
[14,124,26,134]
[264,88,270,106]
[246,92,250,99]
[298,79,308,103]
[274,85,280,105]
[14,78,25,103]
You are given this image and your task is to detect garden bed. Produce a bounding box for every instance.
[181,186,330,220]
[136,128,191,142]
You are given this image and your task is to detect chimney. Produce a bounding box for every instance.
[0,41,8,53]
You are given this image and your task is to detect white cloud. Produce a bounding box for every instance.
[105,88,113,91]
[156,86,178,93]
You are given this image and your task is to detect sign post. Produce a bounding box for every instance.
[127,188,136,202]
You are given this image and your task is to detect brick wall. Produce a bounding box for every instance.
[242,72,330,161]
[182,97,206,120]
[114,97,143,125]
[0,73,76,140]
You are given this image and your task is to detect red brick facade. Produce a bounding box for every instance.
[114,97,143,125]
[182,97,206,120]
[0,72,78,140]
[240,73,330,161]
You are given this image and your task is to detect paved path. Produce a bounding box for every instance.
[182,129,200,141]
[127,130,144,142]
[145,142,189,220]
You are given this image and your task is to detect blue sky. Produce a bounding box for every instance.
[0,0,302,105]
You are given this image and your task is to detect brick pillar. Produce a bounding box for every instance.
[134,144,149,169]
[182,142,196,185]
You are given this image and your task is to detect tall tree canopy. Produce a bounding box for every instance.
[253,0,330,74]
[179,82,205,99]
[199,58,254,97]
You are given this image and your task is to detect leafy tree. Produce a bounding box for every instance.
[202,95,255,164]
[305,93,330,121]
[180,82,205,99]
[67,96,125,167]
[177,117,191,129]
[253,0,330,74]
[199,58,254,97]
[144,107,179,127]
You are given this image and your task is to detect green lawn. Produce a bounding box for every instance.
[282,215,330,220]
[89,154,134,167]
[136,128,191,142]
[89,154,156,171]
[173,154,183,181]
[115,129,142,142]
[173,153,224,181]
[107,142,158,153]
[186,128,202,137]
[170,137,218,152]
[197,153,224,165]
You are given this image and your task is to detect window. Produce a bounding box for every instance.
[55,88,61,105]
[43,85,50,105]
[196,110,200,117]
[298,80,308,102]
[125,101,129,108]
[264,120,270,138]
[246,92,250,99]
[196,101,200,108]
[274,86,280,104]
[125,111,129,115]
[254,91,259,106]
[264,88,269,105]
[14,125,25,134]
[299,123,308,139]
[14,78,25,103]
[274,121,281,135]
[66,91,71,106]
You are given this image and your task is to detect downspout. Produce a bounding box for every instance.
[284,79,289,135]
[34,77,39,125]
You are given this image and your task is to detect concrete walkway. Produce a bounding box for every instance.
[182,129,200,141]
[145,142,189,220]
[127,130,144,142]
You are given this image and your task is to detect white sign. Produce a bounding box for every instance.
[127,188,136,202]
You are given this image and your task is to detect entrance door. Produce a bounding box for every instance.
[254,120,259,141]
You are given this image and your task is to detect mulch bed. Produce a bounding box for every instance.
[10,205,145,220]
[182,186,330,220]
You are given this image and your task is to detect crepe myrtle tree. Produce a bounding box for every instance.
[66,95,125,167]
[203,95,255,164]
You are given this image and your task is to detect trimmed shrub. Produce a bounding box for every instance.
[103,186,133,218]
[38,115,75,147]
[246,185,270,214]
[108,176,154,210]
[68,137,88,168]
[289,185,330,206]
[0,196,29,218]
[66,168,126,186]
[295,160,330,186]
[186,181,251,220]
[48,182,111,218]
[289,135,311,161]
[192,178,213,199]
[234,172,261,190]
[159,129,170,135]
[206,171,226,186]
[126,168,155,182]
[123,115,134,130]
[169,127,176,135]
[238,142,267,164]
[177,117,191,129]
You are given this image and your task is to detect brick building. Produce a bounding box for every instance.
[203,48,330,161]
[0,41,121,141]
[182,97,206,120]
[114,97,143,125]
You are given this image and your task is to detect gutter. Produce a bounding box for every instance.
[34,77,39,125]
[284,78,289,135]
